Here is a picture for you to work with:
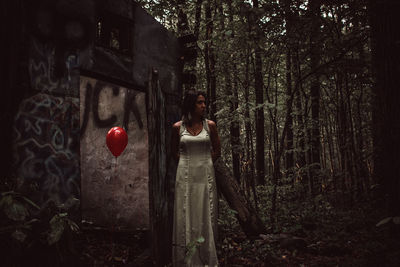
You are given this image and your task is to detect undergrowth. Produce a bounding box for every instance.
[216,182,400,266]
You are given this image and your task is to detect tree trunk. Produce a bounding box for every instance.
[309,0,322,196]
[352,5,370,195]
[244,37,258,209]
[204,0,215,120]
[293,44,306,187]
[252,0,265,185]
[177,0,197,90]
[192,0,203,78]
[218,0,241,183]
[214,158,266,237]
[336,71,348,203]
[205,0,217,122]
[228,0,242,185]
[344,72,359,201]
[177,0,190,35]
[193,0,203,41]
[369,0,400,217]
[283,0,294,181]
[323,100,337,197]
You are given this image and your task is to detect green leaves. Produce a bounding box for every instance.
[184,236,205,263]
[0,191,41,243]
[1,195,29,221]
[12,229,27,242]
[227,208,238,215]
[0,191,39,221]
[376,216,400,227]
[376,217,392,227]
[47,212,80,245]
[0,190,80,247]
[225,30,233,37]
[48,213,68,245]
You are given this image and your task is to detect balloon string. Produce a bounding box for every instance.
[109,156,118,260]
[115,156,118,178]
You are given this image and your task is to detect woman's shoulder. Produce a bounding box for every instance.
[206,119,216,128]
[172,120,183,130]
[206,119,217,133]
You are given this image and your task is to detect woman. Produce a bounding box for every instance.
[171,90,221,266]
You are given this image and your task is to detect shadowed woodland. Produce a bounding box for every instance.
[1,0,400,266]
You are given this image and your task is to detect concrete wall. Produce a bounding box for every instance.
[79,1,182,229]
[13,38,81,206]
[80,76,148,228]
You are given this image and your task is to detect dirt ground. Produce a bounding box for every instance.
[75,198,400,267]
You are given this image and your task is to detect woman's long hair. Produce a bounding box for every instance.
[181,90,207,127]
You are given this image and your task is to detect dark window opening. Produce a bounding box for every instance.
[96,12,133,56]
[110,28,120,50]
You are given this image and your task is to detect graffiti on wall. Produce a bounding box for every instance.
[80,76,149,229]
[29,38,80,97]
[12,38,81,206]
[13,94,80,205]
[80,79,143,138]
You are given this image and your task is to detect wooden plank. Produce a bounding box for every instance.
[147,68,167,266]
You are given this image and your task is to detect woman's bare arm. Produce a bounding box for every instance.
[208,120,221,163]
[171,121,181,162]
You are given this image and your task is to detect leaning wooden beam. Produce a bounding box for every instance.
[213,158,267,237]
[147,68,168,267]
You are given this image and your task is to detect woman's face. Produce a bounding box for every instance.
[193,95,206,117]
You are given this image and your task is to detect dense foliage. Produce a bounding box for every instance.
[135,0,400,265]
[137,0,372,212]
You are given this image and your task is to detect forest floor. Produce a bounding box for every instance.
[74,185,400,267]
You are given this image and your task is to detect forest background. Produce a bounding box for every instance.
[135,0,400,265]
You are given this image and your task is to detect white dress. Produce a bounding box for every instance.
[172,119,218,266]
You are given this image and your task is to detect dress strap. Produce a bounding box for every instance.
[203,119,210,134]
[180,119,209,135]
[179,120,185,136]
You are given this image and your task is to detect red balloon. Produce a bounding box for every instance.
[106,127,128,157]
